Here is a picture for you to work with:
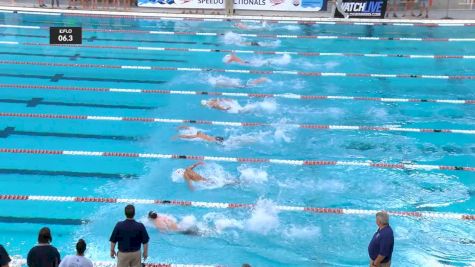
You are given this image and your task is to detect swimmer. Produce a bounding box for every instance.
[246,77,270,87]
[234,22,249,30]
[173,126,224,143]
[201,98,235,111]
[211,76,269,89]
[224,53,249,65]
[175,162,207,191]
[148,211,200,235]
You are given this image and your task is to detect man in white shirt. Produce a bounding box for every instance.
[59,239,93,267]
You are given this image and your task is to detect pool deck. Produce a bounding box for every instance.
[0,0,475,23]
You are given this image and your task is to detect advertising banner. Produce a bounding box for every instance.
[334,0,387,18]
[139,0,327,12]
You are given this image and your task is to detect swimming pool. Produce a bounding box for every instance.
[0,10,474,267]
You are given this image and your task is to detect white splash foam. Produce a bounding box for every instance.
[248,54,292,67]
[215,218,244,233]
[282,25,300,31]
[171,168,185,183]
[238,165,269,184]
[177,215,197,230]
[208,75,244,88]
[245,199,280,234]
[283,225,321,239]
[240,99,278,114]
[222,131,270,149]
[222,31,245,45]
[195,163,237,190]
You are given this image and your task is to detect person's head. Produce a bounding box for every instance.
[200,100,208,106]
[125,204,135,219]
[38,227,52,244]
[76,239,86,256]
[376,211,389,227]
[215,136,224,143]
[148,211,158,220]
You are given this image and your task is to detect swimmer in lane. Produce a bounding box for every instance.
[173,126,224,143]
[175,162,207,191]
[148,211,200,235]
[211,76,270,89]
[224,53,249,65]
[246,77,270,86]
[201,98,235,111]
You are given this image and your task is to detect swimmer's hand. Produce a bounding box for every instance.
[110,250,116,259]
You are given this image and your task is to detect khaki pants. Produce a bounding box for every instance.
[117,250,141,267]
[370,260,391,267]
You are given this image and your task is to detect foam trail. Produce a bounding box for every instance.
[248,54,292,67]
[238,165,269,184]
[222,31,245,45]
[208,75,245,88]
[240,99,278,114]
[222,131,270,149]
[281,25,300,31]
[245,199,280,234]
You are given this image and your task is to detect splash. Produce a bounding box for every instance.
[248,54,292,67]
[240,99,278,114]
[271,120,299,143]
[245,199,280,234]
[222,131,270,149]
[281,25,300,31]
[238,165,269,184]
[222,31,245,45]
[207,75,244,88]
[283,225,321,239]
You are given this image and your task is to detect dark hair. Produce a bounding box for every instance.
[38,227,52,244]
[242,264,251,267]
[125,205,135,219]
[76,239,86,255]
[148,211,157,219]
[215,136,224,142]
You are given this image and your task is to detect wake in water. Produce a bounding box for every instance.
[201,98,277,114]
[171,162,238,190]
[207,75,270,88]
[223,53,292,67]
[222,32,281,48]
[234,21,269,30]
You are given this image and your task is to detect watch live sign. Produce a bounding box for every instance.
[335,0,387,18]
[50,27,82,44]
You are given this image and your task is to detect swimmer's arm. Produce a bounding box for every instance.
[189,161,204,170]
[186,178,195,191]
[176,134,198,139]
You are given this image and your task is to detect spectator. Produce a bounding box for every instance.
[110,205,149,267]
[402,0,416,17]
[368,211,394,267]
[0,245,11,267]
[417,0,430,18]
[58,239,92,267]
[27,227,61,267]
[385,0,398,18]
[37,0,47,8]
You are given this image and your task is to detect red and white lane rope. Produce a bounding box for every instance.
[1,112,474,136]
[0,148,474,173]
[3,24,475,42]
[1,84,473,105]
[18,42,475,60]
[2,60,475,80]
[0,194,474,221]
[11,259,220,267]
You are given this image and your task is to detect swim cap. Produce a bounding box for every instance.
[215,136,224,142]
[148,211,158,219]
[201,100,208,106]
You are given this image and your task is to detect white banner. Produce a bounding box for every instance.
[139,0,327,11]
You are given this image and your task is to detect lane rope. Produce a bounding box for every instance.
[1,60,475,80]
[2,24,475,42]
[1,83,473,105]
[1,112,474,135]
[0,148,474,172]
[18,42,475,60]
[0,194,474,221]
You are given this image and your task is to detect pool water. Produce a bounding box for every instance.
[0,12,474,267]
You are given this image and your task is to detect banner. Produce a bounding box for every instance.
[139,0,327,12]
[334,0,387,18]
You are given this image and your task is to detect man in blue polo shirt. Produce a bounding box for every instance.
[368,211,394,267]
[110,205,150,267]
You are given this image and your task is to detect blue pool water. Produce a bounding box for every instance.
[0,12,474,267]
